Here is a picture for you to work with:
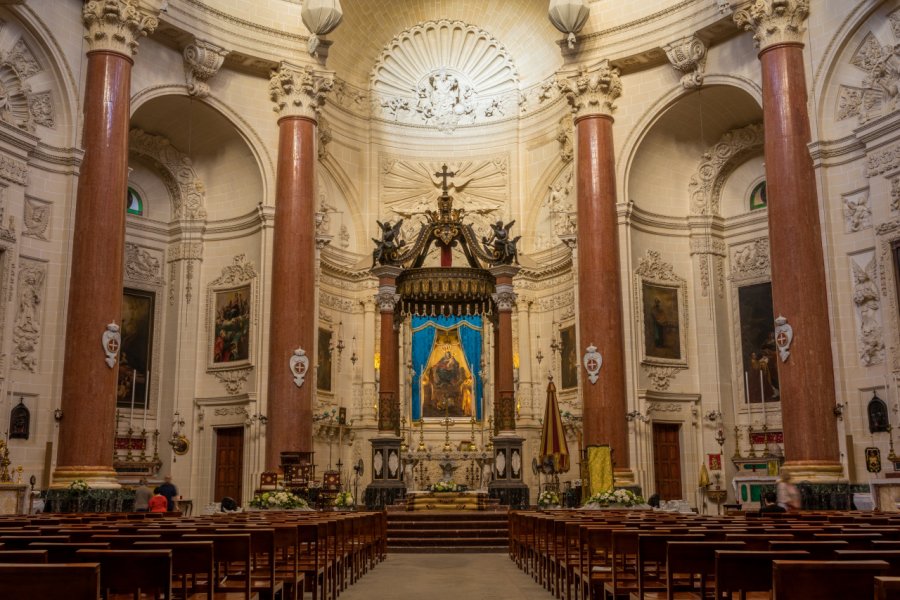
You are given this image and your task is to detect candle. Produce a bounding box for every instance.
[732,373,739,426]
[743,371,750,428]
[142,370,148,433]
[129,372,136,429]
[760,370,767,426]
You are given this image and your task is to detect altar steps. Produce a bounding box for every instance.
[387,511,509,553]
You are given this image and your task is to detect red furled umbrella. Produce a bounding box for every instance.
[539,377,570,473]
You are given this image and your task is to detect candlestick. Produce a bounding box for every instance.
[743,371,750,430]
[747,424,756,458]
[733,425,742,459]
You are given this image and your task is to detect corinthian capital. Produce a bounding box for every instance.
[82,0,159,56]
[269,62,333,121]
[557,60,622,120]
[733,0,809,50]
[184,39,230,98]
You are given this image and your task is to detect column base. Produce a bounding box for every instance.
[364,480,406,510]
[488,480,529,509]
[613,467,635,486]
[50,466,121,490]
[781,461,845,483]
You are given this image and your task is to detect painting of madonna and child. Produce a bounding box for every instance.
[412,315,484,421]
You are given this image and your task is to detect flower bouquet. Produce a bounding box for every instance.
[431,481,459,492]
[69,479,89,492]
[538,489,561,508]
[333,491,354,509]
[584,488,645,508]
[249,489,309,510]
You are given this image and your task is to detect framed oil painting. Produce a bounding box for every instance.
[738,282,779,403]
[117,288,154,409]
[560,323,578,390]
[209,284,252,370]
[318,327,333,392]
[633,250,688,368]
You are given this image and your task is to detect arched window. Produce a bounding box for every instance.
[126,186,143,216]
[749,180,767,211]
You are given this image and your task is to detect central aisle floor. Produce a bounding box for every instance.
[338,553,551,600]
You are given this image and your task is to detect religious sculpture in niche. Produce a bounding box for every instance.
[22,197,50,241]
[557,114,574,163]
[12,260,45,372]
[9,399,28,439]
[868,393,890,433]
[851,254,885,366]
[541,167,577,246]
[370,20,519,132]
[836,9,900,125]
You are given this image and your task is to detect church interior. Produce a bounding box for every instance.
[2,0,900,597]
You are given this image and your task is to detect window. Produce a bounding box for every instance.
[126,186,143,216]
[749,180,767,211]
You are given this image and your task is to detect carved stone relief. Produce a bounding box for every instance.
[557,61,623,120]
[557,114,574,163]
[318,116,332,160]
[371,20,519,133]
[536,166,576,250]
[379,154,508,240]
[851,252,885,367]
[213,367,253,395]
[22,197,48,241]
[269,63,332,121]
[124,243,163,285]
[647,401,681,414]
[842,188,872,233]
[82,0,159,56]
[642,365,680,391]
[876,220,900,370]
[28,92,54,128]
[0,154,27,186]
[183,39,229,99]
[689,123,764,216]
[129,129,207,220]
[893,178,900,213]
[166,242,203,305]
[835,10,900,126]
[663,34,707,89]
[729,238,770,282]
[689,237,726,297]
[733,0,809,50]
[12,259,45,373]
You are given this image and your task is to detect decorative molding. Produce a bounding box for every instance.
[867,143,900,178]
[537,166,577,251]
[82,0,159,56]
[689,236,726,297]
[317,116,332,160]
[211,254,257,287]
[689,123,764,216]
[557,114,574,163]
[0,154,27,186]
[729,238,770,282]
[3,38,40,80]
[213,406,248,417]
[212,367,253,396]
[124,242,163,285]
[876,219,900,370]
[166,241,203,305]
[12,259,44,373]
[642,365,681,392]
[851,253,885,367]
[842,188,872,233]
[663,34,707,89]
[22,197,49,241]
[28,91,54,129]
[893,178,900,213]
[492,284,516,312]
[835,13,900,126]
[557,60,622,119]
[647,401,682,413]
[370,20,519,133]
[129,129,207,220]
[733,0,809,50]
[183,39,229,99]
[269,62,332,121]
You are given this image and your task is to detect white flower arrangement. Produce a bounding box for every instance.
[538,489,561,508]
[69,479,89,492]
[333,491,354,508]
[249,489,308,509]
[585,488,644,507]
[431,481,458,492]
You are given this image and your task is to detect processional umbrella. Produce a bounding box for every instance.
[539,377,570,473]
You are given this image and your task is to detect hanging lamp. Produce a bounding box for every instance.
[548,0,590,50]
[301,0,344,55]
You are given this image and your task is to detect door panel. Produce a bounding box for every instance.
[214,426,244,505]
[652,422,683,501]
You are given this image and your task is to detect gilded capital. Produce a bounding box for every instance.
[557,60,622,120]
[269,62,333,121]
[733,0,809,50]
[82,0,159,57]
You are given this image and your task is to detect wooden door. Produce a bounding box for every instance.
[214,426,244,505]
[652,423,683,501]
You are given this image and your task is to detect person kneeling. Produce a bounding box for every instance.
[758,490,786,515]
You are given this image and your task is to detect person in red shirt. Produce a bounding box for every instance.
[148,488,168,513]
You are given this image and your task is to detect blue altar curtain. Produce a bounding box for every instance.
[411,315,483,421]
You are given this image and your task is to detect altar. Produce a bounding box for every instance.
[406,490,492,511]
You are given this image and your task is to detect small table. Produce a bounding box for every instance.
[174,498,193,516]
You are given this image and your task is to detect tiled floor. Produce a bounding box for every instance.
[338,553,551,600]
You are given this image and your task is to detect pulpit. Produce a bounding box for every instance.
[488,436,529,508]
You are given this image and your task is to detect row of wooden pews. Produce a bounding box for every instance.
[0,509,387,599]
[509,509,900,600]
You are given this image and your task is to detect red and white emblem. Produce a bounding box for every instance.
[774,315,793,362]
[290,348,310,387]
[583,344,603,384]
[102,322,121,368]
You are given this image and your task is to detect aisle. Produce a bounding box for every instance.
[338,553,550,600]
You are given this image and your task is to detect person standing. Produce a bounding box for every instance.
[776,472,801,511]
[133,478,153,512]
[148,488,168,513]
[158,475,178,512]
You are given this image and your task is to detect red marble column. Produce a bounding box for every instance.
[374,267,401,434]
[265,116,317,469]
[759,42,841,479]
[54,49,134,488]
[575,114,630,476]
[492,267,518,433]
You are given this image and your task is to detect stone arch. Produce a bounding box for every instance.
[128,128,207,221]
[688,123,764,217]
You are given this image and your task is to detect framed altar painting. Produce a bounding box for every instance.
[208,284,252,370]
[560,324,578,390]
[117,288,154,409]
[738,282,779,403]
[317,327,333,392]
[633,250,688,368]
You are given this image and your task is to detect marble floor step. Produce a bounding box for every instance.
[388,528,508,538]
[388,536,507,546]
[388,545,508,553]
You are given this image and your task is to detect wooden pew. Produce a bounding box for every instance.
[665,540,745,599]
[0,563,101,598]
[768,540,848,559]
[772,560,889,599]
[876,576,900,600]
[714,550,809,599]
[135,540,214,600]
[76,548,173,599]
[0,549,48,563]
[834,550,900,575]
